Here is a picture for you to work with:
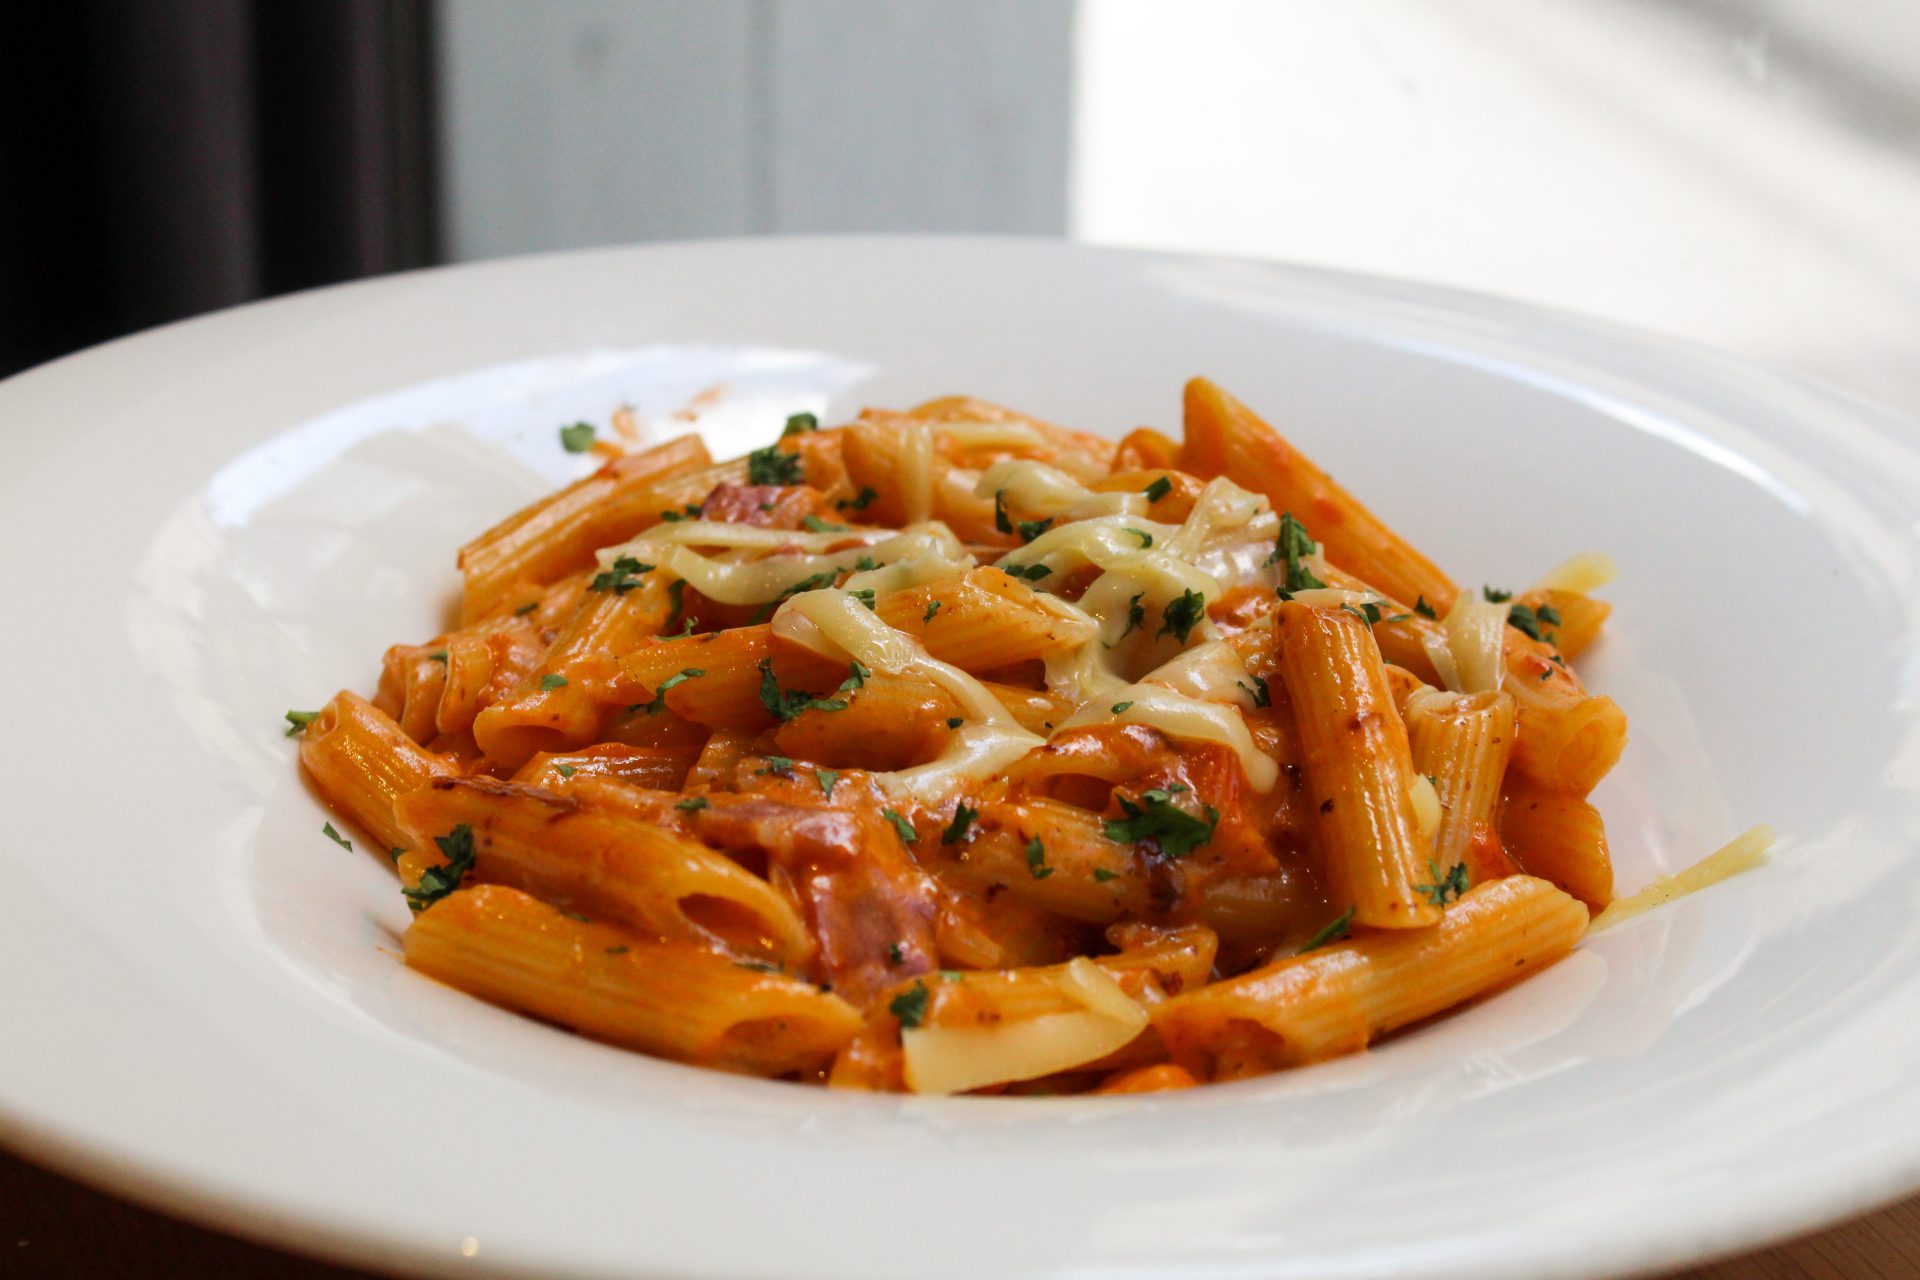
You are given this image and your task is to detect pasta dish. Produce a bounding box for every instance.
[292,378,1665,1095]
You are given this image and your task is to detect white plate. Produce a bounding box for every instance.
[2,237,1918,1280]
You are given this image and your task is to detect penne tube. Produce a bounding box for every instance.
[771,670,963,771]
[1501,632,1627,796]
[299,690,456,855]
[874,568,1096,670]
[513,742,700,793]
[395,775,813,965]
[406,884,860,1077]
[1403,688,1517,880]
[1276,602,1442,929]
[930,796,1151,924]
[1498,776,1614,911]
[1152,876,1587,1079]
[457,435,712,623]
[1094,1063,1199,1094]
[1181,377,1457,612]
[1518,587,1611,661]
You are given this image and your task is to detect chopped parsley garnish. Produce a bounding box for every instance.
[1340,601,1384,626]
[540,673,568,690]
[1298,905,1356,953]
[1124,528,1154,548]
[558,422,596,453]
[1538,603,1563,627]
[848,587,877,611]
[890,979,930,1029]
[555,764,577,778]
[940,970,964,983]
[1270,512,1326,597]
[923,599,943,623]
[736,959,779,974]
[1017,516,1054,544]
[882,809,918,844]
[941,803,980,845]
[993,489,1015,535]
[815,768,839,797]
[513,600,539,616]
[1111,700,1134,714]
[1143,476,1173,502]
[1538,667,1554,681]
[747,443,804,486]
[782,411,818,437]
[321,821,352,850]
[283,709,319,737]
[1092,868,1118,883]
[589,554,653,595]
[1415,859,1469,908]
[559,909,592,923]
[758,755,795,775]
[674,796,709,812]
[1506,603,1547,642]
[1024,836,1052,879]
[1002,562,1052,582]
[403,824,476,912]
[388,847,404,863]
[1413,595,1438,619]
[887,942,905,965]
[1103,789,1220,859]
[946,717,964,729]
[1239,675,1271,708]
[802,514,849,533]
[1117,591,1146,639]
[658,504,699,522]
[645,667,705,711]
[427,650,448,663]
[1482,586,1513,603]
[853,555,879,572]
[837,485,878,512]
[605,945,630,955]
[664,578,689,633]
[1159,589,1207,643]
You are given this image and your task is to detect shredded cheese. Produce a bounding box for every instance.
[900,960,1148,1095]
[1445,595,1507,695]
[1588,825,1774,932]
[1532,552,1619,596]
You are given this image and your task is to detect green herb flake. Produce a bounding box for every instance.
[1092,867,1118,883]
[749,570,840,623]
[756,658,855,721]
[1143,476,1173,502]
[1538,667,1554,681]
[321,821,352,851]
[736,959,779,974]
[848,587,877,611]
[1118,591,1146,639]
[1415,859,1470,908]
[1483,586,1513,603]
[993,489,1014,535]
[802,514,849,533]
[558,422,597,453]
[946,717,964,730]
[782,411,819,437]
[1124,527,1154,548]
[652,667,705,700]
[758,755,795,775]
[886,942,905,965]
[388,847,404,863]
[815,768,839,797]
[1111,700,1134,714]
[1017,516,1054,544]
[1298,905,1356,953]
[1103,789,1220,859]
[1270,513,1326,597]
[837,485,879,512]
[427,650,448,663]
[513,600,539,616]
[924,599,943,623]
[1339,601,1384,626]
[747,443,804,487]
[1002,562,1052,583]
[1507,603,1546,642]
[941,803,980,846]
[403,824,476,912]
[589,555,654,595]
[604,945,630,955]
[1159,589,1207,643]
[1538,603,1563,627]
[675,796,710,812]
[555,763,577,778]
[1413,595,1438,619]
[283,709,319,737]
[1238,675,1272,708]
[540,673,569,691]
[883,808,918,844]
[890,979,931,1029]
[1024,836,1053,879]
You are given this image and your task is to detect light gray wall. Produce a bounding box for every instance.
[436,0,1073,259]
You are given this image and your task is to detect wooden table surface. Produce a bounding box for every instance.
[4,1146,1916,1279]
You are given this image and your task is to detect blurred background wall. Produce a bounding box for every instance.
[6,0,1920,413]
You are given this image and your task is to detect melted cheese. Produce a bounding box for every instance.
[900,420,936,525]
[1410,773,1443,842]
[1060,683,1278,792]
[937,421,1046,451]
[619,525,966,607]
[900,959,1147,1095]
[1532,552,1618,596]
[1588,825,1773,932]
[975,459,1144,520]
[1446,595,1507,695]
